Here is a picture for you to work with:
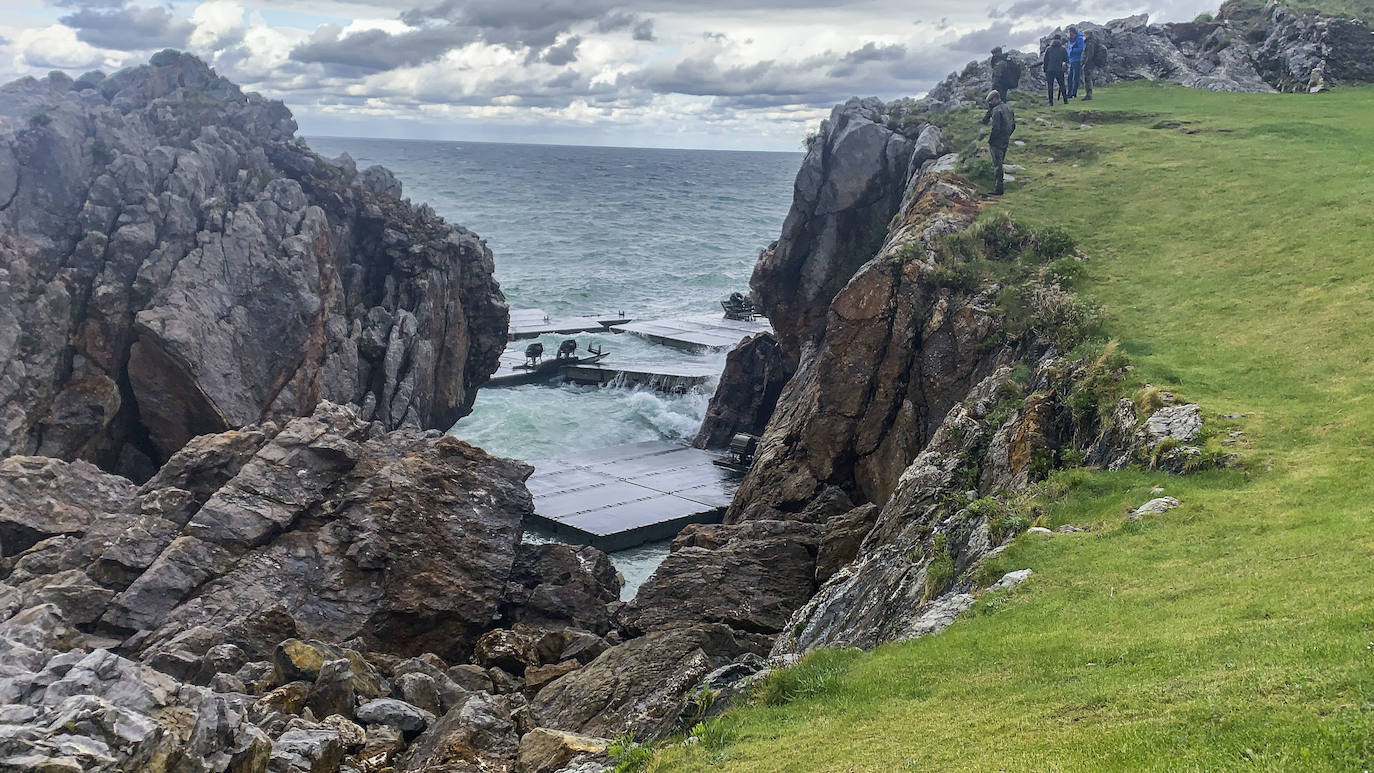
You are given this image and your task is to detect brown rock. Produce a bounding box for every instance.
[524,660,580,692]
[516,727,608,773]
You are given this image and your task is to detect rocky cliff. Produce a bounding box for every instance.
[916,2,1374,114]
[0,51,508,480]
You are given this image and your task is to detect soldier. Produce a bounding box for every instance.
[984,90,1016,196]
[1082,29,1107,100]
[989,46,1022,103]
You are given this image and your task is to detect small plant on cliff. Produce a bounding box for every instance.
[608,734,656,772]
[998,280,1106,351]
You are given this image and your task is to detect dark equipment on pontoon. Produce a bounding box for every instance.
[557,339,578,359]
[721,292,756,321]
[524,342,544,367]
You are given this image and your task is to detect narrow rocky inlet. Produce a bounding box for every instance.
[0,5,1369,770]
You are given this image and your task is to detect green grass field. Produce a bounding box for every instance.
[653,82,1374,771]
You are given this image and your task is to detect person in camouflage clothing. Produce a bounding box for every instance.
[983,90,1016,195]
[1082,29,1107,100]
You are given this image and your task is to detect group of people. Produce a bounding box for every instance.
[1040,27,1108,104]
[980,27,1110,196]
[987,27,1109,107]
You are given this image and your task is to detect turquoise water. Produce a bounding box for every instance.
[306,138,800,595]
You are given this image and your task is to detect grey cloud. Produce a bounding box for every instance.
[947,20,1054,52]
[989,0,1085,19]
[290,23,476,74]
[632,19,656,41]
[49,0,126,7]
[628,42,952,108]
[59,4,194,51]
[532,35,581,65]
[403,0,619,48]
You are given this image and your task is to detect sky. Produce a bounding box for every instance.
[1,0,1218,150]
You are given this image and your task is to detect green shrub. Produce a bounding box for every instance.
[1045,256,1087,285]
[930,261,984,293]
[690,717,737,756]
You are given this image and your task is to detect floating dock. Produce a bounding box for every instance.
[486,350,603,387]
[611,314,772,352]
[508,308,631,340]
[562,361,719,392]
[527,440,740,551]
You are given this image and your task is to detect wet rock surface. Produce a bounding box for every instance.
[0,52,507,478]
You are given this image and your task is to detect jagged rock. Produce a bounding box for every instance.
[307,659,357,720]
[269,727,345,772]
[445,665,494,695]
[516,728,608,773]
[1085,398,1140,470]
[394,672,443,717]
[395,692,519,772]
[729,168,995,521]
[502,544,619,636]
[693,332,793,449]
[0,53,507,477]
[1143,404,1203,444]
[815,504,880,583]
[257,682,311,716]
[619,521,821,636]
[530,624,770,740]
[771,372,1016,655]
[752,97,915,359]
[354,699,433,736]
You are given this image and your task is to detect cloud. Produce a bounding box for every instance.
[532,35,581,66]
[59,4,195,51]
[946,20,1054,52]
[632,19,656,41]
[289,23,476,74]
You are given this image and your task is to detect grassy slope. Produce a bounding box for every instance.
[659,83,1374,770]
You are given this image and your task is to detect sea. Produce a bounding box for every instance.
[306,137,801,597]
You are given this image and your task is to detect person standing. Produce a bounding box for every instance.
[1043,36,1069,106]
[1082,29,1106,100]
[984,90,1015,196]
[1066,27,1084,99]
[989,47,1014,102]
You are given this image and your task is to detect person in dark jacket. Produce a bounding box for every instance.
[989,47,1014,102]
[1082,29,1106,100]
[1043,36,1069,106]
[985,90,1015,196]
[1066,27,1084,98]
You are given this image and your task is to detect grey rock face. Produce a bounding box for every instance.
[751,97,914,359]
[0,52,507,478]
[530,624,770,740]
[619,520,821,636]
[0,402,570,668]
[693,332,793,450]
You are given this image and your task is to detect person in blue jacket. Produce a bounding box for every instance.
[1066,26,1085,99]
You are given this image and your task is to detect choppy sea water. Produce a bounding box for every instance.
[307,138,800,596]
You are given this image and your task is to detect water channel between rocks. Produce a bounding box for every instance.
[307,137,802,600]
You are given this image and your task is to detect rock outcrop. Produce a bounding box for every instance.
[728,154,1000,522]
[0,402,567,665]
[0,52,507,478]
[751,97,914,360]
[693,332,792,450]
[917,4,1374,114]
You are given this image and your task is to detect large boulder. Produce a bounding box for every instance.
[0,52,507,478]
